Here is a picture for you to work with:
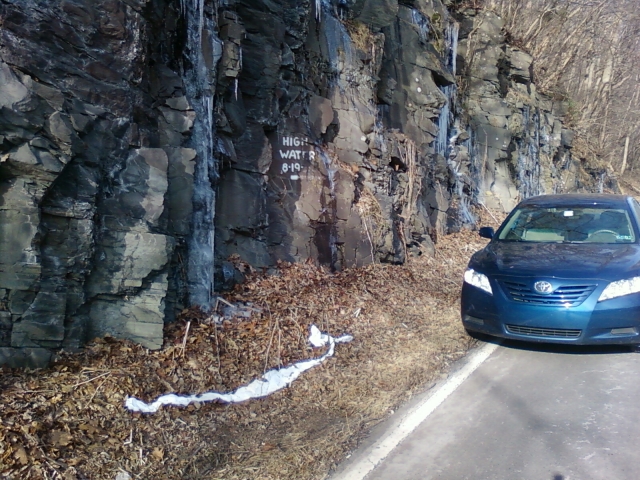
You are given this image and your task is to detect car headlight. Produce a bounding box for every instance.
[464,268,493,295]
[598,276,640,301]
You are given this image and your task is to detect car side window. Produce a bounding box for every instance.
[631,200,640,234]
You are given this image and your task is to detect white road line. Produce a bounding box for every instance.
[331,341,500,480]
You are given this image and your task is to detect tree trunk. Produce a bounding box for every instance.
[621,136,630,175]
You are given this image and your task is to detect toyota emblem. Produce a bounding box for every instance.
[534,281,553,294]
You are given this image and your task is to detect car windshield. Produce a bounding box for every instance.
[497,206,636,243]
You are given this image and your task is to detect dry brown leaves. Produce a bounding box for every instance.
[0,210,502,480]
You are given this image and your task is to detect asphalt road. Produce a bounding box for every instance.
[364,341,640,480]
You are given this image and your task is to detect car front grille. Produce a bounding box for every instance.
[506,325,582,338]
[501,281,596,307]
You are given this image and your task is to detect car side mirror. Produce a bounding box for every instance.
[478,227,495,239]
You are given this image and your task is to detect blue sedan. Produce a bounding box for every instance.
[462,194,640,345]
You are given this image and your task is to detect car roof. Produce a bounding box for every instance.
[518,194,632,209]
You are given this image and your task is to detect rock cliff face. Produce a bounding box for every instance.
[458,9,584,212]
[0,0,602,366]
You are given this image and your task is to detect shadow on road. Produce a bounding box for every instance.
[476,335,633,356]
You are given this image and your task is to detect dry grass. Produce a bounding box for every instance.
[0,211,503,480]
[344,20,373,53]
[355,186,386,259]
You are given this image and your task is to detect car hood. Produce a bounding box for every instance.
[470,242,640,280]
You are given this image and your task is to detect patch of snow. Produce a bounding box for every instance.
[124,325,353,413]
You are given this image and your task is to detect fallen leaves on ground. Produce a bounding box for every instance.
[0,213,502,480]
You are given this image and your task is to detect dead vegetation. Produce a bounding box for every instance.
[0,212,503,480]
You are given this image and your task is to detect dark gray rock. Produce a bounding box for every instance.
[0,347,52,369]
[0,0,594,367]
[506,47,533,83]
[353,0,399,29]
[562,129,575,148]
[309,95,335,138]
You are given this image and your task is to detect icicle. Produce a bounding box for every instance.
[315,0,321,22]
[207,96,213,137]
[410,8,430,44]
[181,0,221,309]
[435,18,475,225]
[444,21,459,75]
[319,150,337,196]
[198,0,204,43]
[514,106,543,199]
[435,87,452,158]
[321,9,355,72]
[234,78,238,100]
[435,19,459,159]
[598,172,605,193]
